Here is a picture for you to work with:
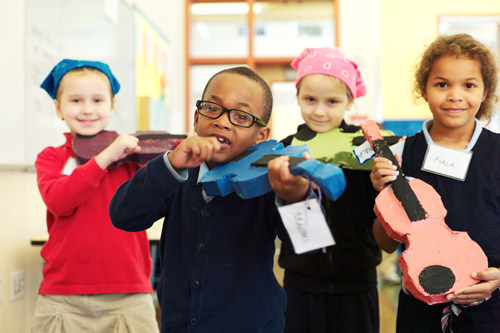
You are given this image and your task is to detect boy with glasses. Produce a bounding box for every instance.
[110,66,310,332]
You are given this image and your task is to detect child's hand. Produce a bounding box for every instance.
[168,136,220,170]
[268,155,310,204]
[95,134,140,170]
[446,267,500,304]
[373,218,400,253]
[370,154,401,192]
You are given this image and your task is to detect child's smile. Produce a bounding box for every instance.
[213,133,231,147]
[78,118,98,126]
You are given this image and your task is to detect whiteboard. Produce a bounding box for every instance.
[25,0,136,165]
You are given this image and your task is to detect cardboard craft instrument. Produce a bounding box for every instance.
[200,140,346,201]
[291,126,398,170]
[361,119,487,304]
[73,130,186,167]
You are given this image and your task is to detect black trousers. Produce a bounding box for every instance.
[396,288,500,333]
[283,285,379,333]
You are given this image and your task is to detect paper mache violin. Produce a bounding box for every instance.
[290,124,398,170]
[72,130,186,167]
[361,120,487,304]
[200,139,347,201]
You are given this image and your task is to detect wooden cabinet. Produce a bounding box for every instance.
[184,0,338,132]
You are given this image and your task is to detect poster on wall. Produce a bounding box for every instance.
[135,13,171,131]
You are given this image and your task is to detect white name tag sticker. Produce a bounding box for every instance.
[353,140,375,165]
[61,157,77,175]
[421,145,472,181]
[278,199,335,254]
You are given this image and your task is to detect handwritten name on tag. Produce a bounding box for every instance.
[278,199,335,254]
[421,145,472,181]
[353,140,375,165]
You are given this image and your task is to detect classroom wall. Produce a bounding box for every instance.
[0,169,46,332]
[0,1,25,166]
[380,0,500,121]
[338,0,382,122]
[0,1,184,332]
[0,2,34,330]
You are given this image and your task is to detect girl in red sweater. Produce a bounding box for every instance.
[32,59,158,332]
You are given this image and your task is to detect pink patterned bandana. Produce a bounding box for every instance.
[291,47,366,99]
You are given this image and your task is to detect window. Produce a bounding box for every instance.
[185,0,337,134]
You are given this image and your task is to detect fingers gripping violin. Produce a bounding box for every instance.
[361,120,487,304]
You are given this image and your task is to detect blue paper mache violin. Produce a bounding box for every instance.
[200,139,346,201]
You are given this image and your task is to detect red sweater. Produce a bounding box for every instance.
[35,133,153,294]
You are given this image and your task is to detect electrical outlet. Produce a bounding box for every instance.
[10,270,25,301]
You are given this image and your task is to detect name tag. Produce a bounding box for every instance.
[353,140,375,165]
[421,145,472,181]
[278,198,335,254]
[61,157,77,175]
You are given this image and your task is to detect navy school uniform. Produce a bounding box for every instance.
[278,123,381,333]
[109,154,289,332]
[397,122,500,332]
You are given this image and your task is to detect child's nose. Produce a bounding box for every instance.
[447,88,464,102]
[81,101,93,114]
[213,111,232,129]
[312,105,327,116]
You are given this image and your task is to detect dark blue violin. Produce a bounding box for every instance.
[200,140,346,200]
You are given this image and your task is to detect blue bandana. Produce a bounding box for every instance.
[40,59,121,99]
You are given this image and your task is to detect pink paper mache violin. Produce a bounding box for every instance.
[361,120,487,305]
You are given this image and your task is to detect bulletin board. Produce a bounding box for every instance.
[25,0,136,165]
[134,12,173,132]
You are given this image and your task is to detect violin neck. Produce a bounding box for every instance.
[372,140,427,222]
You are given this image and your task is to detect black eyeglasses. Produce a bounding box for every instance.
[196,100,267,128]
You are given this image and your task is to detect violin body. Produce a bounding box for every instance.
[200,139,346,201]
[376,177,487,304]
[362,120,487,304]
[73,130,186,167]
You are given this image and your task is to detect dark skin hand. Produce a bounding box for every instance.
[268,153,311,205]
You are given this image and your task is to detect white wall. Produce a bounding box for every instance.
[0,1,26,166]
[0,1,36,331]
[0,0,184,331]
[338,0,382,123]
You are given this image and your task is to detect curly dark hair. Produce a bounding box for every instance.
[414,33,499,120]
[201,66,273,124]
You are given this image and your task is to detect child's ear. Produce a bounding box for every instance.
[255,126,270,144]
[110,97,116,116]
[346,100,354,111]
[54,99,63,120]
[193,110,199,134]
